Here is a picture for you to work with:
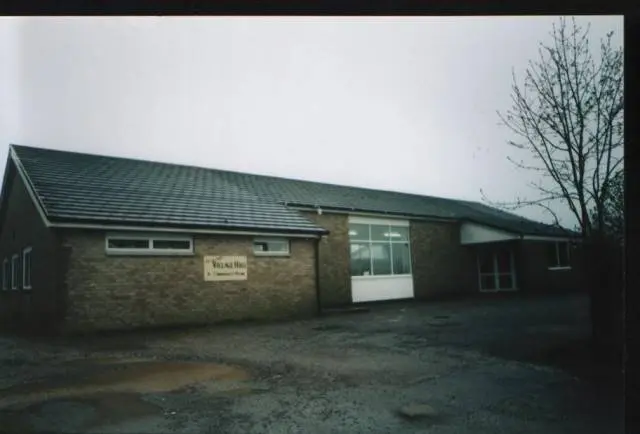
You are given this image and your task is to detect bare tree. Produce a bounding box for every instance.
[489,17,623,236]
[592,170,624,243]
[491,17,624,358]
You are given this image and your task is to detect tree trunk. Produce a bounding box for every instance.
[585,234,623,364]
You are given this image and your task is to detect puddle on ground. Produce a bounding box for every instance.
[0,392,162,433]
[0,359,250,409]
[0,358,251,432]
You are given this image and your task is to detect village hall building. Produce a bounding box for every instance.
[0,144,582,333]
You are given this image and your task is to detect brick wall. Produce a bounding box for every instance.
[60,231,318,332]
[410,220,476,299]
[516,240,583,293]
[302,212,480,304]
[301,211,352,307]
[0,159,63,333]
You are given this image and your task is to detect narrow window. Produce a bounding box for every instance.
[108,238,150,250]
[152,239,192,250]
[22,247,32,290]
[2,259,8,290]
[11,254,19,290]
[253,238,290,256]
[105,234,193,255]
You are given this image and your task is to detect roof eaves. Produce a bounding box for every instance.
[8,144,52,228]
[284,202,458,222]
[460,217,579,238]
[47,215,329,236]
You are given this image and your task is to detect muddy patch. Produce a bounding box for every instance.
[0,358,250,432]
[312,324,350,332]
[0,392,161,433]
[0,359,249,409]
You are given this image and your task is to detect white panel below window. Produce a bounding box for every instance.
[351,275,414,303]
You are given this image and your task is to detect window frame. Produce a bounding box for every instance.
[2,258,8,291]
[348,218,412,278]
[253,238,291,257]
[105,233,194,256]
[11,254,19,290]
[22,247,32,290]
[548,241,571,270]
[477,248,518,292]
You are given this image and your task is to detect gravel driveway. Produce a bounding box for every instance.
[0,293,623,433]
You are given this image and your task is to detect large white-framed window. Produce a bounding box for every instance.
[253,238,290,256]
[547,241,570,270]
[2,258,8,291]
[22,247,32,290]
[105,233,194,256]
[11,254,19,290]
[348,219,412,277]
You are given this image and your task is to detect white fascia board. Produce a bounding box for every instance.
[9,146,52,228]
[286,205,456,224]
[460,222,519,245]
[522,234,581,242]
[53,222,321,238]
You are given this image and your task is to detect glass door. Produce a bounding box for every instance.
[478,246,516,292]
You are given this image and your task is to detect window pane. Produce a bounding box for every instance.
[23,252,31,287]
[498,274,513,289]
[557,242,570,267]
[480,275,496,290]
[370,225,390,241]
[350,243,371,276]
[348,224,369,241]
[547,242,558,266]
[108,239,149,249]
[391,242,411,274]
[495,248,512,273]
[388,226,409,242]
[478,251,493,274]
[153,239,191,250]
[11,257,18,288]
[371,243,392,275]
[254,239,289,253]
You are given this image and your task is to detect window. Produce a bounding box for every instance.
[22,247,32,290]
[11,254,19,290]
[478,247,516,291]
[547,241,570,269]
[2,259,8,290]
[106,234,193,255]
[349,221,412,277]
[253,238,290,256]
[152,239,192,250]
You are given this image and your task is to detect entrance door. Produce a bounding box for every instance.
[478,245,517,292]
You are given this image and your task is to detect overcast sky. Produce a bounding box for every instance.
[0,16,623,227]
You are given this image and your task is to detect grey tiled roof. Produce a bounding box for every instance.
[10,144,574,237]
[11,145,327,235]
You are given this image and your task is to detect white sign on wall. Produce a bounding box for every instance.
[204,255,248,281]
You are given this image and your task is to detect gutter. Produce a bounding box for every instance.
[285,203,457,223]
[50,221,326,239]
